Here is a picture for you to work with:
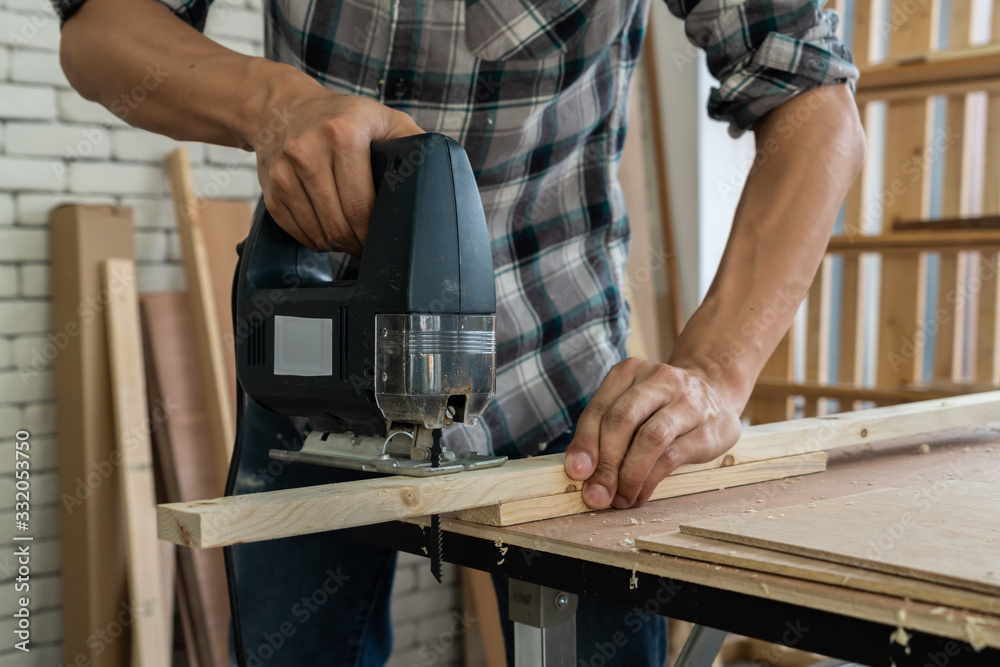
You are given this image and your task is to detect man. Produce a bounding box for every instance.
[54,0,864,663]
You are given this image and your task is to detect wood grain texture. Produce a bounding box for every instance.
[140,292,231,667]
[103,259,170,667]
[679,482,1000,595]
[454,453,827,526]
[636,530,1000,614]
[49,205,134,667]
[424,428,1000,649]
[166,148,236,491]
[158,392,1000,547]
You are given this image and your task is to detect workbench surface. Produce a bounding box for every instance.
[358,422,1000,665]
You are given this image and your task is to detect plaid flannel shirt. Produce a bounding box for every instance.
[53,0,857,458]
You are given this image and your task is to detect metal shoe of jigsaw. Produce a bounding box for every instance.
[234,133,506,476]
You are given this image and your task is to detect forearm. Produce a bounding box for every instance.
[668,84,865,408]
[59,0,318,147]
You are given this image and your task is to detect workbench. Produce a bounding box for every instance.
[356,423,1000,666]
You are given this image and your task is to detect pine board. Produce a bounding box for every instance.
[679,482,1000,596]
[455,453,827,526]
[635,531,1000,614]
[103,259,170,667]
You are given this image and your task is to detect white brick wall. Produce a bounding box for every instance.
[0,1,463,665]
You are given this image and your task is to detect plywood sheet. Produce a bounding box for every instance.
[140,292,231,667]
[635,531,999,614]
[679,482,1000,595]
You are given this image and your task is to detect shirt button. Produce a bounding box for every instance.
[392,78,409,99]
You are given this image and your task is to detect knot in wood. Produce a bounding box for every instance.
[399,487,420,507]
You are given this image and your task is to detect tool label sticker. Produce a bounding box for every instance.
[274,315,333,376]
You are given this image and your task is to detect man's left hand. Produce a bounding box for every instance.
[563,359,742,509]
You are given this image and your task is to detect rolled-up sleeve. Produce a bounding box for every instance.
[52,0,212,28]
[665,0,859,136]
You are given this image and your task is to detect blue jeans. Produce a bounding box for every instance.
[226,399,667,666]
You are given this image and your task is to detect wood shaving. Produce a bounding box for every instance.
[760,582,770,596]
[917,444,930,454]
[619,537,635,547]
[629,518,639,525]
[929,607,946,615]
[629,564,638,589]
[962,446,972,453]
[964,617,987,651]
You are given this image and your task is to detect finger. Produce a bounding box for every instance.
[330,138,375,248]
[615,404,700,507]
[263,190,313,250]
[564,359,641,483]
[268,160,326,251]
[634,433,704,506]
[297,155,363,255]
[589,382,673,509]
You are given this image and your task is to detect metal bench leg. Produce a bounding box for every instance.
[674,625,727,667]
[509,579,578,667]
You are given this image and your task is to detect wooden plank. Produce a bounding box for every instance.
[158,391,1000,548]
[642,24,684,341]
[679,482,1000,595]
[750,377,979,402]
[876,0,938,389]
[804,258,832,416]
[973,252,1000,384]
[460,568,506,667]
[103,259,170,667]
[636,530,1000,615]
[140,292,231,667]
[828,229,1000,251]
[751,330,795,424]
[198,199,251,406]
[856,47,1000,95]
[454,453,826,526]
[620,80,662,361]
[166,148,235,492]
[894,214,1000,230]
[49,204,134,667]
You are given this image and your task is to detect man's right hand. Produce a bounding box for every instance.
[249,84,424,255]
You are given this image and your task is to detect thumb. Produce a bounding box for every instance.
[564,429,597,481]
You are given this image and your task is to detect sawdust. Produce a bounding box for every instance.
[629,564,638,590]
[629,518,640,525]
[889,609,911,654]
[917,444,930,454]
[619,537,635,548]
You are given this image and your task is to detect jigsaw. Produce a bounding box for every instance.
[234,132,506,477]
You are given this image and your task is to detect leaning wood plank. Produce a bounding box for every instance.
[167,148,235,492]
[104,259,170,667]
[455,453,827,526]
[158,392,1000,547]
[50,205,134,667]
[680,482,1000,596]
[140,292,231,667]
[636,531,1000,614]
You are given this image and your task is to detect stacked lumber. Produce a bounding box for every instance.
[637,481,1000,627]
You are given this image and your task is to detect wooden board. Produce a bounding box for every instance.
[166,148,237,491]
[455,453,827,526]
[158,391,1000,548]
[198,198,251,409]
[140,292,231,667]
[49,204,134,667]
[421,428,1000,650]
[103,259,170,667]
[635,531,1000,614]
[679,482,1000,596]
